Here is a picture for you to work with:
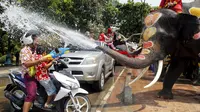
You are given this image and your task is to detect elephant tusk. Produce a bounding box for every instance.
[129,66,149,85]
[144,60,163,88]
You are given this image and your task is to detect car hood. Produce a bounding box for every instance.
[62,50,102,58]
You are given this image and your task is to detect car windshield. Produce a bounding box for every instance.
[95,41,103,46]
[66,41,103,51]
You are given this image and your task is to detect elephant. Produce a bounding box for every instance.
[96,8,200,99]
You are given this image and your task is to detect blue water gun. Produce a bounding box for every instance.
[44,48,70,60]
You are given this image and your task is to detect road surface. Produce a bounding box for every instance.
[0,66,124,112]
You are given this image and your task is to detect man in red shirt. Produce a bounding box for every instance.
[159,0,183,13]
[98,31,106,42]
[98,28,117,49]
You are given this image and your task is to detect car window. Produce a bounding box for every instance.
[66,41,104,51]
[95,41,104,46]
[95,41,109,47]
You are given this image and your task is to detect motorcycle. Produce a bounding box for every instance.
[4,58,91,112]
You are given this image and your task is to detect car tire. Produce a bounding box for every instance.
[94,68,105,91]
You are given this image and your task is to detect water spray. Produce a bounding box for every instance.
[0,1,98,49]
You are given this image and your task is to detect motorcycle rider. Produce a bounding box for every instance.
[35,46,56,109]
[20,30,49,112]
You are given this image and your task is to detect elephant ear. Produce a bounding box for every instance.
[177,13,200,41]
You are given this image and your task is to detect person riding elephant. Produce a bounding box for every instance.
[102,27,117,50]
[96,8,200,99]
[113,33,126,51]
[159,0,183,13]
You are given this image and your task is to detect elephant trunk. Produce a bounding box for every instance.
[97,45,163,69]
[97,45,165,88]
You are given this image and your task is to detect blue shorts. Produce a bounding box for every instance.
[39,79,56,96]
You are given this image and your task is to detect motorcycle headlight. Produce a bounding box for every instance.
[71,83,79,89]
[82,57,97,65]
[61,81,80,89]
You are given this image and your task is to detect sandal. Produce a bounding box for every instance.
[44,103,54,109]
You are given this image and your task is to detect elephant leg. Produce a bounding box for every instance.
[157,57,186,99]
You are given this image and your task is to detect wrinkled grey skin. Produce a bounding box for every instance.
[183,0,200,14]
[97,8,200,99]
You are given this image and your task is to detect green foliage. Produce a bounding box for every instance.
[0,55,6,64]
[0,29,21,58]
[117,2,151,42]
[0,0,153,53]
[102,2,119,28]
[88,21,104,39]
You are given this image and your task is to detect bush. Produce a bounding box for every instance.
[0,55,6,64]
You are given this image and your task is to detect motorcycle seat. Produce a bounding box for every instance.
[14,73,24,82]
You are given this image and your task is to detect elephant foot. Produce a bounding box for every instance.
[157,89,173,99]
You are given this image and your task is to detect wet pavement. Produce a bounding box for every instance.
[103,69,200,112]
[0,66,124,112]
[2,66,200,112]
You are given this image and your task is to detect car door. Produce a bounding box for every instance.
[102,42,113,73]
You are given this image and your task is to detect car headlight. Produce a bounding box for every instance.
[82,57,97,65]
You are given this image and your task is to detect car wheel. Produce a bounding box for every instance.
[94,68,105,91]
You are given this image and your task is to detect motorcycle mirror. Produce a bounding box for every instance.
[53,59,68,72]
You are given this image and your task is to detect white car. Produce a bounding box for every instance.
[59,41,115,91]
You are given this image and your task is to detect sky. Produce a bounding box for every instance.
[119,0,161,6]
[119,0,195,6]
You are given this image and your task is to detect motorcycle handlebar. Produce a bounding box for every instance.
[53,58,68,72]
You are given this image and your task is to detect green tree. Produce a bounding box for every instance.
[102,1,119,28]
[2,0,153,48]
[18,0,118,32]
[117,1,151,42]
[0,1,22,65]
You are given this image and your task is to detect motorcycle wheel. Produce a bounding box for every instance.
[64,94,91,112]
[10,88,26,111]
